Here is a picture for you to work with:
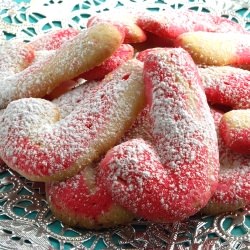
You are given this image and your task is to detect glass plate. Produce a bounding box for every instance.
[0,0,250,249]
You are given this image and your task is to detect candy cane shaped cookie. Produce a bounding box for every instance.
[175,32,250,69]
[46,164,134,229]
[200,66,250,109]
[137,8,246,41]
[0,23,123,109]
[0,60,145,182]
[219,110,250,154]
[99,49,219,222]
[202,109,250,214]
[47,76,136,229]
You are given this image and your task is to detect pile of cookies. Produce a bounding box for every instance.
[0,7,249,229]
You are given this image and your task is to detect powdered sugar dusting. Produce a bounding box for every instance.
[0,51,51,108]
[121,106,154,144]
[52,80,101,118]
[0,41,34,78]
[33,50,55,64]
[200,66,250,109]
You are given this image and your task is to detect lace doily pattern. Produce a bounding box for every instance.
[0,0,250,249]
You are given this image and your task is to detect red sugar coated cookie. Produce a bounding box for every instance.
[29,28,80,50]
[136,8,246,41]
[202,109,250,214]
[219,110,250,154]
[0,60,145,182]
[175,32,250,69]
[200,66,250,109]
[0,23,123,109]
[99,49,219,223]
[87,12,146,43]
[79,44,134,81]
[46,164,133,229]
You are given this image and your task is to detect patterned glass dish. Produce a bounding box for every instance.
[0,0,250,249]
